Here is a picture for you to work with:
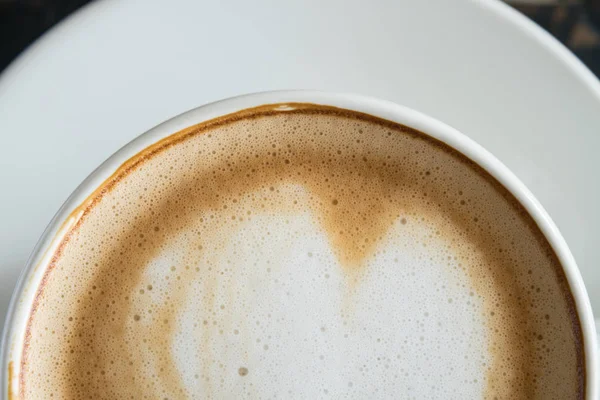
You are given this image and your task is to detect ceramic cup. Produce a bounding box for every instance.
[1,91,597,399]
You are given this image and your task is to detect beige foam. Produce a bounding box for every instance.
[20,104,584,399]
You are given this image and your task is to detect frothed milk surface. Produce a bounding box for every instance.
[21,104,583,399]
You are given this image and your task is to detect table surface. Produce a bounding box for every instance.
[1,0,600,330]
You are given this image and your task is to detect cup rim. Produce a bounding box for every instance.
[2,90,597,398]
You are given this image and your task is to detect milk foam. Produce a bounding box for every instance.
[20,105,584,399]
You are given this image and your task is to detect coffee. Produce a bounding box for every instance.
[20,104,584,399]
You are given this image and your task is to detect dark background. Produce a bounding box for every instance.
[1,0,600,77]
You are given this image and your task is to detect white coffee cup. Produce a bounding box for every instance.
[1,91,597,399]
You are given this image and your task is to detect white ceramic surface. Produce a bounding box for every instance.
[2,91,597,399]
[0,0,599,343]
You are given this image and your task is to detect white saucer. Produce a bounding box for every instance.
[1,0,599,331]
